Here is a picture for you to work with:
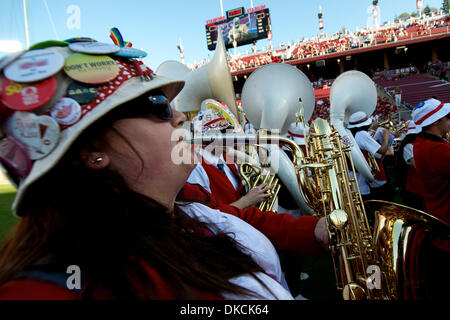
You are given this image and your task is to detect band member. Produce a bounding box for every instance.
[411,98,450,299]
[0,40,328,299]
[188,110,270,209]
[397,120,425,210]
[286,122,309,155]
[412,98,450,231]
[347,111,392,202]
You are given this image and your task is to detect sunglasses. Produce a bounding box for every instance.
[109,93,173,121]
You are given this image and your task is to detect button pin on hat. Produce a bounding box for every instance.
[68,41,120,55]
[3,49,65,83]
[50,97,82,126]
[6,111,60,160]
[64,53,119,84]
[0,134,32,178]
[1,76,57,112]
[66,82,98,105]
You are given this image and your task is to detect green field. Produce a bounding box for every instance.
[0,184,18,242]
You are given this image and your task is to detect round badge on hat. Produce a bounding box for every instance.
[64,53,119,84]
[66,81,98,104]
[28,40,69,50]
[3,49,65,83]
[64,37,97,43]
[6,111,60,160]
[114,47,147,58]
[68,41,120,55]
[1,76,57,111]
[0,134,32,178]
[50,97,82,126]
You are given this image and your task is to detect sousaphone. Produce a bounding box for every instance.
[156,30,240,124]
[329,70,376,182]
[240,63,316,215]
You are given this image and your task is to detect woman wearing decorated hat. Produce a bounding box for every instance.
[0,38,328,299]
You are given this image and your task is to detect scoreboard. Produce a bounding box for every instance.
[205,5,271,51]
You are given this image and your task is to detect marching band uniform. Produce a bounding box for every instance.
[398,121,425,210]
[412,99,450,234]
[411,99,450,299]
[188,149,246,205]
[347,111,392,201]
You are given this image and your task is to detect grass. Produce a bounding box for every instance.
[0,184,18,242]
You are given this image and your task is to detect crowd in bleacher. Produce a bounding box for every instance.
[191,13,449,72]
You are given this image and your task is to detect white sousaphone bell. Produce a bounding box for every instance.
[156,29,240,124]
[240,63,316,215]
[329,70,377,182]
[241,63,315,135]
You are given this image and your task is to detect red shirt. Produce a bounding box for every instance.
[413,134,450,225]
[200,158,246,205]
[405,163,426,197]
[413,134,450,252]
[178,182,325,258]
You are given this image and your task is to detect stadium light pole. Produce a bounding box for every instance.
[220,0,224,16]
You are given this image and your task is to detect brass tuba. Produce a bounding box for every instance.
[239,162,281,212]
[189,133,313,214]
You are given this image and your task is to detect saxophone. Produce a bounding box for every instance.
[303,118,450,300]
[306,118,385,299]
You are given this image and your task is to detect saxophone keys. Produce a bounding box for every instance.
[329,209,349,229]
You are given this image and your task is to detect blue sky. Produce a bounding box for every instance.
[0,0,446,69]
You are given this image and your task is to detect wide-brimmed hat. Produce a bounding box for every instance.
[412,98,450,128]
[286,122,309,145]
[347,111,373,129]
[0,38,184,215]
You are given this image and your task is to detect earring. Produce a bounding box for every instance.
[91,157,103,164]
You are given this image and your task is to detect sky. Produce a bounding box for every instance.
[0,0,446,70]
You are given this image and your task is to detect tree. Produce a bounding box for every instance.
[423,5,431,15]
[399,12,411,21]
[443,0,450,13]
